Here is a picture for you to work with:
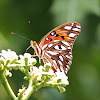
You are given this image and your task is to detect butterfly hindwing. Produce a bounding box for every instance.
[42,40,72,73]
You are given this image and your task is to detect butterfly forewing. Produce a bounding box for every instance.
[38,22,81,74]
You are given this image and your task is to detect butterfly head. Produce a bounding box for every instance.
[26,40,37,52]
[31,40,37,47]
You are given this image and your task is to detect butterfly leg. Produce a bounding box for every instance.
[31,53,42,65]
[39,58,42,65]
[31,55,37,58]
[30,53,37,60]
[31,51,37,58]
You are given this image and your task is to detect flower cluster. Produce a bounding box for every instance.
[29,63,69,85]
[0,49,69,93]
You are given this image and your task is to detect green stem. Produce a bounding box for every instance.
[0,72,17,100]
[20,80,34,100]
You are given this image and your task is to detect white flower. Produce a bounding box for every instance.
[30,63,69,86]
[30,66,43,81]
[41,63,54,75]
[39,65,44,70]
[19,53,31,64]
[0,56,6,65]
[18,86,26,96]
[55,69,69,85]
[42,69,55,76]
[4,70,12,77]
[0,49,18,61]
[21,53,32,59]
[30,64,55,81]
[46,69,69,85]
[18,53,36,66]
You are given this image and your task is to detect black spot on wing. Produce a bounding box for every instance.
[61,36,65,39]
[55,34,59,37]
[58,45,62,49]
[50,38,52,41]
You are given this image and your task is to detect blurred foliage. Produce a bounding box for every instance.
[0,0,100,100]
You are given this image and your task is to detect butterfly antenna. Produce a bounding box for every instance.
[11,32,31,41]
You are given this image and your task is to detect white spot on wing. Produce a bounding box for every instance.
[53,40,60,42]
[72,28,81,32]
[65,55,71,59]
[62,41,70,46]
[67,46,71,50]
[69,52,73,58]
[48,43,53,48]
[42,44,47,50]
[76,25,81,28]
[64,26,72,30]
[45,52,51,58]
[69,52,72,55]
[54,45,66,50]
[68,60,72,65]
[61,45,66,50]
[46,37,49,41]
[71,23,74,26]
[59,55,63,61]
[58,60,63,66]
[52,63,57,69]
[46,51,59,55]
[53,60,57,65]
[65,68,68,73]
[70,55,72,58]
[66,65,70,69]
[69,33,76,37]
[50,32,55,35]
[54,45,59,50]
[60,66,64,72]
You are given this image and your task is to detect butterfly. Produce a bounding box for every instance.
[27,22,81,74]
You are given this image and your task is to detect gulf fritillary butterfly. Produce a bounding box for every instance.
[27,22,81,74]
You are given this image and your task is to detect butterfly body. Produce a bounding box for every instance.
[29,22,81,74]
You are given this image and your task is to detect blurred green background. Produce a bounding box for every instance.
[0,0,100,100]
